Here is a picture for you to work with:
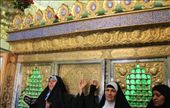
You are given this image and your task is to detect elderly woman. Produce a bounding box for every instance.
[98,81,131,108]
[146,84,170,108]
[79,80,131,108]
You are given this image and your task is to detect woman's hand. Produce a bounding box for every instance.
[78,79,87,95]
[90,80,99,88]
[45,101,51,108]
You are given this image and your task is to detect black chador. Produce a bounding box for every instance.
[30,75,67,108]
[99,82,131,108]
[146,84,170,108]
[28,75,82,108]
[81,81,131,108]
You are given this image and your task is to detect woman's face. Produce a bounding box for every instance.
[48,80,57,90]
[152,90,165,107]
[105,87,117,102]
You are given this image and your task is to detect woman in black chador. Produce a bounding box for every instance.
[29,75,66,108]
[99,81,131,108]
[29,75,82,108]
[146,84,170,108]
[80,81,131,108]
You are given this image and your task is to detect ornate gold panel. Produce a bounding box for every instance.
[20,64,52,91]
[58,4,69,22]
[0,54,17,108]
[18,45,170,63]
[113,62,164,90]
[71,1,84,19]
[10,26,170,54]
[11,0,169,30]
[58,63,101,95]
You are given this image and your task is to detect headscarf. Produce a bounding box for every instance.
[146,84,170,108]
[102,82,117,108]
[106,82,118,92]
[99,81,131,108]
[48,75,58,82]
[47,75,67,108]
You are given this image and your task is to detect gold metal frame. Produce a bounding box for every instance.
[45,6,55,25]
[10,7,169,33]
[34,9,44,26]
[58,4,69,22]
[13,15,23,30]
[86,0,100,17]
[9,26,170,54]
[71,1,84,19]
[103,0,118,14]
[121,0,137,11]
[23,13,33,28]
[139,0,155,9]
[112,60,165,90]
[163,0,170,6]
[55,60,105,96]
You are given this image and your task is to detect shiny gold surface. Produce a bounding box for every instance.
[21,65,52,91]
[9,7,169,33]
[121,0,137,11]
[10,26,170,53]
[139,0,155,9]
[58,4,69,22]
[164,0,170,6]
[45,6,55,25]
[103,0,118,14]
[71,1,84,19]
[13,15,23,30]
[11,0,169,31]
[86,0,100,17]
[34,9,44,26]
[2,1,170,108]
[17,45,170,62]
[23,13,33,28]
[114,62,164,90]
[59,63,101,95]
[0,54,17,108]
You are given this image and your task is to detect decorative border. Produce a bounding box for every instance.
[55,60,105,96]
[111,59,165,89]
[58,4,69,22]
[17,45,170,62]
[11,1,169,31]
[23,13,33,28]
[34,9,43,26]
[45,6,55,24]
[71,1,84,19]
[8,8,170,41]
[139,0,155,9]
[121,0,137,11]
[13,15,23,30]
[87,0,100,17]
[103,0,118,14]
[9,26,170,53]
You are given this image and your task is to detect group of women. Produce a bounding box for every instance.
[25,75,170,108]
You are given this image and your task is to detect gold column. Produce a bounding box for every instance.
[0,53,18,108]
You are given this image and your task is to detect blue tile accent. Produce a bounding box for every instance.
[8,9,170,42]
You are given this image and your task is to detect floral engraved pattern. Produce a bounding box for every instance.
[58,64,101,95]
[10,26,170,54]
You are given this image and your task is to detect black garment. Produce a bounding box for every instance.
[24,95,36,106]
[99,82,131,108]
[82,82,131,108]
[30,75,80,108]
[146,84,170,108]
[47,76,84,108]
[84,85,99,108]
